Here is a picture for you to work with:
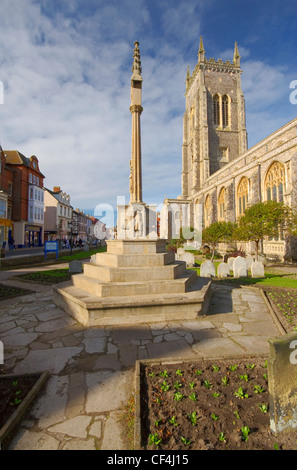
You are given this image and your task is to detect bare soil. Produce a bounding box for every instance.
[0,374,41,449]
[0,284,32,300]
[262,286,297,333]
[140,357,297,450]
[0,375,39,428]
[12,269,72,285]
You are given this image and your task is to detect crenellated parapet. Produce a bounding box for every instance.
[186,37,242,93]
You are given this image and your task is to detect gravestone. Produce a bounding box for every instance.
[268,332,297,435]
[83,243,90,252]
[251,261,264,278]
[227,257,235,271]
[181,251,195,268]
[233,256,247,277]
[258,254,268,266]
[69,260,83,274]
[217,262,230,278]
[177,247,185,255]
[200,260,216,278]
[245,255,254,270]
[175,247,195,267]
[238,266,247,277]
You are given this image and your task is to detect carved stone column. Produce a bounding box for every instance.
[129,41,144,205]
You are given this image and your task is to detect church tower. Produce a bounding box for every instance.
[181,38,248,199]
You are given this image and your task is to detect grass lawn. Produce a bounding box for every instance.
[191,265,297,289]
[191,263,297,333]
[13,268,72,285]
[59,246,106,261]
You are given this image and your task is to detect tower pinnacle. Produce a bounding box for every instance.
[198,36,205,63]
[233,41,241,67]
[131,41,142,81]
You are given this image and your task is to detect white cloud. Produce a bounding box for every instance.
[242,60,288,109]
[0,0,191,212]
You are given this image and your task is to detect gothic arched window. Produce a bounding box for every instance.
[204,195,210,227]
[218,188,226,221]
[265,162,285,203]
[222,95,229,128]
[265,161,286,240]
[213,94,220,126]
[237,177,249,216]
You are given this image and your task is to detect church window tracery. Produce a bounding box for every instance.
[237,177,249,216]
[265,161,286,240]
[213,94,230,129]
[265,162,285,203]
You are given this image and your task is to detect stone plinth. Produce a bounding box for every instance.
[54,239,212,327]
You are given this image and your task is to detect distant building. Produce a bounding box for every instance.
[4,150,45,247]
[44,187,72,242]
[72,209,95,243]
[0,146,14,247]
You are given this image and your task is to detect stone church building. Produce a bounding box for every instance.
[161,38,297,261]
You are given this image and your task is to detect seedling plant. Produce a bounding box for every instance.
[145,358,285,450]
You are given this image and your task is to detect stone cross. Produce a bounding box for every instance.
[117,41,157,240]
[129,41,144,205]
[268,332,297,435]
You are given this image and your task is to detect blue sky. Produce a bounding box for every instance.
[0,0,296,222]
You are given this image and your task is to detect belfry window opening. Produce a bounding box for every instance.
[222,95,229,128]
[213,94,230,128]
[213,94,220,126]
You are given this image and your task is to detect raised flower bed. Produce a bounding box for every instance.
[135,357,297,450]
[0,372,48,449]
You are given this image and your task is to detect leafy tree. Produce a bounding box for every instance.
[202,221,236,261]
[234,200,292,260]
[289,209,297,237]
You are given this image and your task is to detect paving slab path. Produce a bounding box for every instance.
[0,279,282,450]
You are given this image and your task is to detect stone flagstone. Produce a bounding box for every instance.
[85,370,133,413]
[48,415,92,438]
[13,346,83,375]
